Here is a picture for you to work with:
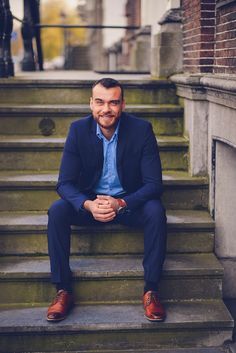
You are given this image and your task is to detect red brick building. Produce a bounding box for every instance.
[182,0,236,74]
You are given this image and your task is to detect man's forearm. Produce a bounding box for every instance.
[123,182,163,210]
[56,182,89,212]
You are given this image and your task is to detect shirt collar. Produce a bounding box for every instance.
[96,120,120,142]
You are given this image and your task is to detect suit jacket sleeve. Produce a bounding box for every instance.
[56,123,89,211]
[122,122,163,210]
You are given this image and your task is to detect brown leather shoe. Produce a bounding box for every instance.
[143,291,166,322]
[47,290,74,322]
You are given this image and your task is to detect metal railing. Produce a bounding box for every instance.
[0,0,14,77]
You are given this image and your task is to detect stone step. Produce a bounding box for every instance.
[0,78,178,105]
[0,171,208,211]
[23,349,226,353]
[0,210,214,256]
[0,135,188,171]
[0,301,233,352]
[0,253,223,305]
[0,104,183,136]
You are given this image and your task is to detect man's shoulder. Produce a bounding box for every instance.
[70,115,94,135]
[122,112,151,130]
[70,115,93,130]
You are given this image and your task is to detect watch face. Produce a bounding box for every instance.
[117,206,126,214]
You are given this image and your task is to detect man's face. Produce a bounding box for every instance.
[90,84,125,133]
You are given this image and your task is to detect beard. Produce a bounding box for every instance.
[96,114,120,130]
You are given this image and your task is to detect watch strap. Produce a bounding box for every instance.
[117,198,127,208]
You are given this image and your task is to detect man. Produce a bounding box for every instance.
[47,78,167,322]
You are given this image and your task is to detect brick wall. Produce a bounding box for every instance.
[182,0,236,74]
[182,0,216,73]
[214,1,236,74]
[125,0,141,26]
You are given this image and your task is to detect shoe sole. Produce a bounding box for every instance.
[144,314,165,322]
[47,303,74,322]
[47,315,66,322]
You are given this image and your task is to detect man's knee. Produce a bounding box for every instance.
[142,199,166,224]
[48,199,72,221]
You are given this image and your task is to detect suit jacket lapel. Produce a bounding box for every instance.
[117,113,127,185]
[90,117,104,172]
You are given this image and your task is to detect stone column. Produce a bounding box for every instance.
[171,75,209,176]
[129,26,151,72]
[152,8,182,78]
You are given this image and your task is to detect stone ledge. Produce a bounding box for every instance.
[0,170,208,188]
[159,8,182,25]
[0,253,223,279]
[0,103,183,115]
[0,301,232,332]
[0,78,174,88]
[0,301,232,352]
[170,74,206,100]
[0,135,188,149]
[20,349,227,353]
[201,75,236,92]
[171,74,236,108]
[0,209,214,232]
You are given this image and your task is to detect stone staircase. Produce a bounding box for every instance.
[0,73,233,353]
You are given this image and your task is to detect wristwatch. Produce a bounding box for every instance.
[116,198,127,214]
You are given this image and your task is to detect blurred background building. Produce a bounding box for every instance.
[9,0,182,74]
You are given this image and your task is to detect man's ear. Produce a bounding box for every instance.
[89,97,93,110]
[122,99,126,110]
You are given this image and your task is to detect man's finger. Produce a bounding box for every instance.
[95,213,116,222]
[97,204,112,210]
[97,195,110,200]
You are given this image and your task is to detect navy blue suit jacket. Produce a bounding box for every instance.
[57,112,163,211]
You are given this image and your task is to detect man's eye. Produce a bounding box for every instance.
[110,101,120,106]
[95,101,103,105]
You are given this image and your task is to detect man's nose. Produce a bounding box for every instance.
[102,102,111,112]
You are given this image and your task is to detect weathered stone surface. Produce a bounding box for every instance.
[0,210,214,255]
[0,171,208,211]
[0,78,178,105]
[0,104,183,136]
[0,301,233,352]
[184,99,209,176]
[22,349,226,353]
[171,73,236,310]
[0,254,223,304]
[0,136,189,171]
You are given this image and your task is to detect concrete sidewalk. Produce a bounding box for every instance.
[15,70,152,81]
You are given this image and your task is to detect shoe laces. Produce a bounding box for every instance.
[53,290,68,307]
[144,291,159,307]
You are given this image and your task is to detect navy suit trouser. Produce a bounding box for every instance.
[47,198,167,290]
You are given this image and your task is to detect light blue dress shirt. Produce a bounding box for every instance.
[94,123,125,196]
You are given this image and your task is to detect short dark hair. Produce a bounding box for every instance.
[92,78,124,100]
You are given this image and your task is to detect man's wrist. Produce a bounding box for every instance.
[83,200,92,212]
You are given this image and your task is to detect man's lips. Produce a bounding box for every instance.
[100,115,114,118]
